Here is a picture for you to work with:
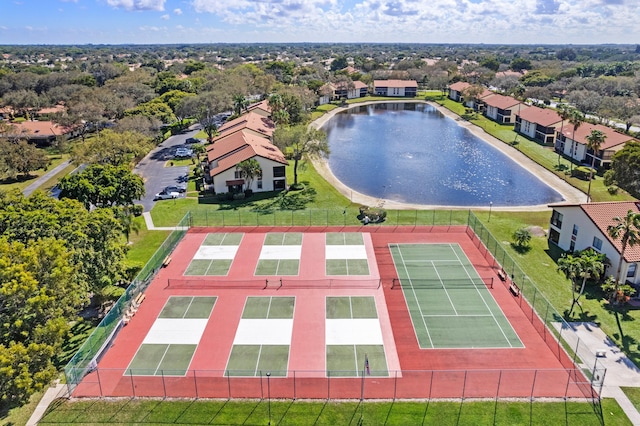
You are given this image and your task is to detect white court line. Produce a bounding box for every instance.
[182,296,195,319]
[449,243,522,348]
[392,245,434,348]
[431,260,458,316]
[153,345,171,375]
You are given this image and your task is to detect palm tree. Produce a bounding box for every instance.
[558,253,582,313]
[236,159,262,192]
[512,227,532,249]
[232,94,248,116]
[117,206,141,245]
[585,129,607,202]
[555,103,572,168]
[567,109,583,174]
[273,125,330,187]
[607,210,640,299]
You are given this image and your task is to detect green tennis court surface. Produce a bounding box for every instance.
[390,243,523,349]
[325,296,388,377]
[184,233,242,276]
[226,297,295,377]
[127,296,216,376]
[325,233,370,276]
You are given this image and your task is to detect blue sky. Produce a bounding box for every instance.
[1,0,639,45]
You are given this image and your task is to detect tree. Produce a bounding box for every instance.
[585,129,607,202]
[559,249,605,315]
[604,142,640,198]
[232,94,249,116]
[512,227,532,249]
[556,103,572,168]
[116,206,141,244]
[58,163,145,209]
[71,129,154,166]
[607,210,640,299]
[568,109,584,173]
[236,159,262,192]
[0,140,50,180]
[273,125,330,187]
[330,56,349,72]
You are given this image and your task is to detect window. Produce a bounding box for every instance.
[549,228,560,245]
[569,240,576,252]
[273,166,285,178]
[257,177,262,189]
[572,224,579,236]
[551,210,563,228]
[593,237,603,251]
[628,264,637,278]
[234,170,242,179]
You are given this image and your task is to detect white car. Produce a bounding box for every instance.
[175,148,192,158]
[154,190,179,200]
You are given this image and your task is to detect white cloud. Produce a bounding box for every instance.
[174,8,183,15]
[106,0,165,11]
[161,14,170,19]
[139,25,167,31]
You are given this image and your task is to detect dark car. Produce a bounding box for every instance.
[185,137,200,144]
[164,185,186,193]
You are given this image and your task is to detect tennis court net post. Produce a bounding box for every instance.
[391,277,494,289]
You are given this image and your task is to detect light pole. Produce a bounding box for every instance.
[488,202,493,223]
[266,372,271,425]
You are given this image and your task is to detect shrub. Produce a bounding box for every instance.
[232,192,245,200]
[358,206,387,223]
[607,186,619,195]
[571,166,592,180]
[130,204,144,216]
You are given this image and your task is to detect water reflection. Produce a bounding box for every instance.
[323,103,563,206]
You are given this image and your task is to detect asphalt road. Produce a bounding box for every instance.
[134,126,201,213]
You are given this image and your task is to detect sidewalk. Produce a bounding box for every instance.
[22,159,71,197]
[26,381,67,426]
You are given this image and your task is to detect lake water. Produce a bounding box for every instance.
[323,103,563,207]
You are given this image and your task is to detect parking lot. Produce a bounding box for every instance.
[134,127,200,212]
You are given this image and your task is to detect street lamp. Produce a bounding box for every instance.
[488,202,493,223]
[266,372,271,425]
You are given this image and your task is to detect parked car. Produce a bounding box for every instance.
[174,148,193,158]
[185,137,200,144]
[153,190,179,200]
[164,185,186,193]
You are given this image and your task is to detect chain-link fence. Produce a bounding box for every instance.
[63,213,191,387]
[467,212,605,400]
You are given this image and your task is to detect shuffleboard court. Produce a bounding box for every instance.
[325,232,370,276]
[184,233,243,276]
[126,296,216,376]
[390,243,523,349]
[325,296,388,377]
[226,296,295,376]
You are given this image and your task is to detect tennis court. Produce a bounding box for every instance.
[390,243,523,349]
[255,233,303,276]
[126,296,217,376]
[325,232,370,276]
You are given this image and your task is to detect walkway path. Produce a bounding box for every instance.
[142,211,179,231]
[22,159,71,197]
[554,321,640,424]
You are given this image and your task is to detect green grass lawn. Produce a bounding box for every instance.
[37,398,630,425]
[0,153,71,192]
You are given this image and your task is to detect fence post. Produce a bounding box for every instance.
[530,370,538,401]
[227,372,231,399]
[161,370,167,399]
[129,370,136,398]
[393,370,398,401]
[293,370,296,400]
[327,371,331,401]
[194,370,198,399]
[96,368,104,398]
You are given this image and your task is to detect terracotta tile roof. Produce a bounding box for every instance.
[373,79,418,88]
[207,130,287,177]
[482,93,523,110]
[580,202,640,262]
[518,106,562,127]
[247,100,271,114]
[37,104,66,115]
[218,111,275,138]
[334,80,368,90]
[448,81,470,92]
[558,122,636,150]
[6,120,73,138]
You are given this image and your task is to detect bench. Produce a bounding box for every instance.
[133,293,145,307]
[497,270,507,282]
[509,282,520,297]
[162,256,172,267]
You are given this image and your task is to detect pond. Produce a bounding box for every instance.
[323,103,564,207]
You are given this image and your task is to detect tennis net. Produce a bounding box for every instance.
[167,278,381,289]
[391,277,494,289]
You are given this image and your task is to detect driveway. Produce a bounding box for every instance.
[134,126,201,213]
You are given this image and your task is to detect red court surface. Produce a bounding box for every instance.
[73,226,593,400]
